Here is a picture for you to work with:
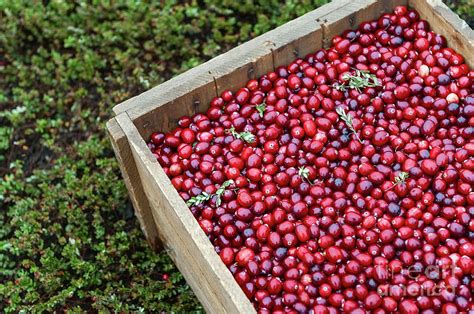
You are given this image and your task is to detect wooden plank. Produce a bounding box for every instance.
[132,78,217,139]
[267,0,366,67]
[128,0,368,141]
[112,66,215,116]
[210,42,274,96]
[321,0,377,48]
[210,0,359,91]
[409,0,474,67]
[115,113,255,314]
[106,118,161,250]
[381,0,408,12]
[269,12,323,68]
[117,0,357,122]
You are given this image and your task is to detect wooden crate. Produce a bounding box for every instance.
[106,0,473,312]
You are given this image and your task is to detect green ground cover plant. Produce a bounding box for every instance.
[0,0,470,311]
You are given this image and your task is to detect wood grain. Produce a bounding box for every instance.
[132,78,217,139]
[106,118,161,249]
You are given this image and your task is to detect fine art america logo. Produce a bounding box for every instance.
[375,264,457,297]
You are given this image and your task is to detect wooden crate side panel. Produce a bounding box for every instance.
[206,0,357,85]
[112,65,215,116]
[113,0,355,118]
[210,41,275,96]
[106,118,161,249]
[270,20,323,68]
[381,0,409,12]
[247,0,358,69]
[409,0,474,67]
[115,113,255,314]
[132,79,217,138]
[130,0,381,140]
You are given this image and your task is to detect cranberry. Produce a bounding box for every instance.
[400,299,419,314]
[236,248,255,266]
[420,159,439,176]
[220,247,235,265]
[365,292,382,309]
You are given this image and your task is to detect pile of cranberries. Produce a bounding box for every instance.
[148,6,473,313]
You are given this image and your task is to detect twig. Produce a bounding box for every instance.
[385,172,409,191]
[336,107,363,143]
[186,179,234,207]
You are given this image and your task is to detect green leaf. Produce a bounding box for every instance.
[334,68,380,92]
[298,166,315,185]
[226,126,255,143]
[393,172,409,185]
[256,103,266,118]
[186,192,211,207]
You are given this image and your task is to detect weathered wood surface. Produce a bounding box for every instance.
[106,118,161,250]
[115,113,256,314]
